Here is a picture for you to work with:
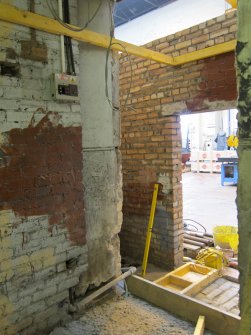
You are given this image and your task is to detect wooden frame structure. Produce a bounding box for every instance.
[127,274,240,335]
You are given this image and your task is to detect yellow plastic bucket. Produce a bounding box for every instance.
[213,226,239,253]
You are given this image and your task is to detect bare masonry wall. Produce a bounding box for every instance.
[119,10,237,268]
[0,1,121,334]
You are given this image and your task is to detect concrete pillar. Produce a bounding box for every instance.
[77,0,122,293]
[236,1,251,333]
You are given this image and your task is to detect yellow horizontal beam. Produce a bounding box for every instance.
[0,3,237,67]
[173,40,236,66]
[0,3,175,66]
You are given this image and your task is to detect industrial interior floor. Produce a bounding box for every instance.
[50,292,215,335]
[182,171,238,234]
[50,172,238,335]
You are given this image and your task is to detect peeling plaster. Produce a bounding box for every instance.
[161,102,187,116]
[158,173,171,194]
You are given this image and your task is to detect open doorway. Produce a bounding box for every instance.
[180,109,239,315]
[181,109,238,234]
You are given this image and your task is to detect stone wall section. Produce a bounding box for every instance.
[119,10,237,268]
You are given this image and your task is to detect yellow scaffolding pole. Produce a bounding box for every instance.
[141,183,159,277]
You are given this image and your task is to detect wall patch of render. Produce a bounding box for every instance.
[119,10,237,269]
[0,1,88,334]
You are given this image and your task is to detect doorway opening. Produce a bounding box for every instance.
[180,109,239,315]
[181,109,238,233]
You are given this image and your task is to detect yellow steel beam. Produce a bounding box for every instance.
[173,40,236,66]
[0,3,175,66]
[0,3,237,67]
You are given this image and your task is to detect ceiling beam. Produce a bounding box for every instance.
[0,3,175,66]
[0,3,236,67]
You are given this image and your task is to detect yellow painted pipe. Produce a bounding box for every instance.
[226,0,237,8]
[141,184,159,277]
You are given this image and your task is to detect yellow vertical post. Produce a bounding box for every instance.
[141,183,159,277]
[193,315,205,335]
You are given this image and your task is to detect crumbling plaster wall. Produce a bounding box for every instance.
[236,1,251,333]
[77,0,122,293]
[119,10,237,269]
[0,1,121,334]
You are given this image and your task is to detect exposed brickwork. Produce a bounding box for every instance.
[119,11,237,269]
[0,112,85,246]
[0,1,87,334]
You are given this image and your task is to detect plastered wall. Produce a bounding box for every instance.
[0,1,121,334]
[119,10,237,268]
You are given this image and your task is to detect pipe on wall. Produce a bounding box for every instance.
[75,267,137,312]
[58,0,66,73]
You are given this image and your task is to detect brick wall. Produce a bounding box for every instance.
[119,10,237,269]
[0,1,87,334]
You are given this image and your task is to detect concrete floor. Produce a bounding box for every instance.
[182,172,238,234]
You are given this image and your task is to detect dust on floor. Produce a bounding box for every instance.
[50,293,215,335]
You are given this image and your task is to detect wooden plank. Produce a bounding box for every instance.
[184,234,211,245]
[183,243,201,259]
[194,315,205,335]
[174,262,209,276]
[222,267,239,283]
[183,243,201,251]
[181,271,218,297]
[184,238,205,247]
[0,3,174,66]
[126,275,240,335]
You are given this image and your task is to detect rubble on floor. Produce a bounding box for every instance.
[50,294,215,335]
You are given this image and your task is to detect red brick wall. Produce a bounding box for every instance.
[0,112,86,246]
[119,10,237,269]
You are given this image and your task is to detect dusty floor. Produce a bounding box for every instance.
[50,293,215,335]
[182,171,237,234]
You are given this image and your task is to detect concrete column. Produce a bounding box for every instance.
[236,1,251,333]
[77,0,122,293]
